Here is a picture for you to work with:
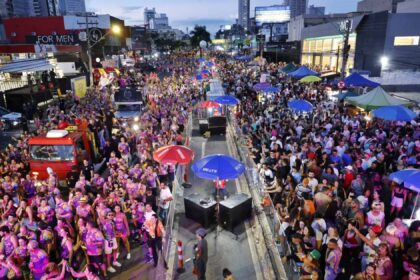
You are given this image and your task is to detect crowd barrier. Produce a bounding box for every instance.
[228,113,300,278]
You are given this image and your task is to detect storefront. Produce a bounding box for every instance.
[300,15,364,73]
[301,33,356,73]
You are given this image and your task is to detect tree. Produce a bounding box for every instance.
[189,25,211,48]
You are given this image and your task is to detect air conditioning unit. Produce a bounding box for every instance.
[11,32,16,37]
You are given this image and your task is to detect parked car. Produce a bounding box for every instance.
[0,106,22,130]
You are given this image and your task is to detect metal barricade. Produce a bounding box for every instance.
[229,114,299,278]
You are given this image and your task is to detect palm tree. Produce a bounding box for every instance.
[190,25,211,48]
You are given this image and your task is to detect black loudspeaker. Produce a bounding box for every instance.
[184,193,217,228]
[219,193,252,232]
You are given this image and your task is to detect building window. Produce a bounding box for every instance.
[394,36,419,46]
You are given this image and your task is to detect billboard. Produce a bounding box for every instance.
[255,5,290,27]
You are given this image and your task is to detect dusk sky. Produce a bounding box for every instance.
[86,0,359,34]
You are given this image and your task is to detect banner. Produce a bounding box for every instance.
[71,76,87,98]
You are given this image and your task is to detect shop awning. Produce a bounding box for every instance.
[0,59,54,73]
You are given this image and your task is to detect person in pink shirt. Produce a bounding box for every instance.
[114,205,131,260]
[85,220,105,276]
[28,240,49,280]
[101,210,120,273]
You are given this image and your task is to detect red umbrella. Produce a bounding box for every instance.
[198,100,221,109]
[153,145,194,165]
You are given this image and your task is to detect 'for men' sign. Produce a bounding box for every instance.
[26,34,79,45]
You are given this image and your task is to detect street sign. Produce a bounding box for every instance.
[338,81,346,89]
[89,28,103,44]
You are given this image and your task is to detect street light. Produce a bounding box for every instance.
[380,56,389,69]
[199,40,207,58]
[87,24,122,86]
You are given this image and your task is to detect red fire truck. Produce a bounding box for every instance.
[28,128,99,180]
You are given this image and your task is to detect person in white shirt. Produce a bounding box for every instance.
[158,182,173,224]
[144,204,156,221]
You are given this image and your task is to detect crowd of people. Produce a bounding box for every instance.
[0,51,202,279]
[219,59,419,280]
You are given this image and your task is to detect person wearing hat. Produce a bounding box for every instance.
[348,223,382,271]
[193,228,208,280]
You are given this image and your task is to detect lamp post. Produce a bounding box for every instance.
[87,24,121,86]
[199,40,207,58]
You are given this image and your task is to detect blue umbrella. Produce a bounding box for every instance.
[195,74,203,81]
[404,171,420,192]
[253,82,270,91]
[207,62,214,67]
[197,58,206,63]
[191,154,246,180]
[389,169,418,184]
[201,69,211,75]
[262,86,279,93]
[372,105,417,122]
[288,99,313,113]
[214,95,240,106]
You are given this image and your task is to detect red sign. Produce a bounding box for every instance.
[338,81,346,89]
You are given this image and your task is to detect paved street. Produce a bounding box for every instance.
[166,116,264,280]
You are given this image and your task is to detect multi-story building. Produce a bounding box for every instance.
[149,13,169,30]
[143,7,156,26]
[396,0,420,13]
[357,0,405,13]
[0,0,35,17]
[238,0,250,30]
[286,0,307,18]
[58,0,86,15]
[298,10,420,76]
[307,5,325,16]
[36,0,59,16]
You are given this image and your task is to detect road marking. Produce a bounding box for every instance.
[201,140,206,158]
[226,124,264,280]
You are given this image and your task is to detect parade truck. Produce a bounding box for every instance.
[114,86,143,130]
[28,127,101,180]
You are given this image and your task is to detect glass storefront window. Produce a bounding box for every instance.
[323,39,333,52]
[321,55,331,70]
[332,38,342,52]
[394,36,420,46]
[315,40,323,52]
[308,40,315,52]
[303,40,310,52]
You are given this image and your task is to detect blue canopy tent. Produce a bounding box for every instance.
[288,66,319,79]
[344,73,380,88]
[288,99,314,113]
[333,91,358,101]
[372,105,417,122]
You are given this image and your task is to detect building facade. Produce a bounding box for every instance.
[357,0,405,13]
[288,0,307,18]
[0,0,35,17]
[307,5,325,16]
[143,8,156,26]
[355,11,420,76]
[149,13,169,30]
[238,0,250,30]
[396,0,420,13]
[58,0,86,15]
[300,15,364,73]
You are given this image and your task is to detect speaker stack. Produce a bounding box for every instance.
[219,193,252,232]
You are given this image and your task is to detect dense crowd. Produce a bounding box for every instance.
[219,59,419,280]
[0,52,201,279]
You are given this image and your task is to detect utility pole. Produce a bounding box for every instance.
[78,13,98,86]
[340,19,352,78]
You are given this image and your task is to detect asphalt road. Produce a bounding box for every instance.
[166,116,263,280]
